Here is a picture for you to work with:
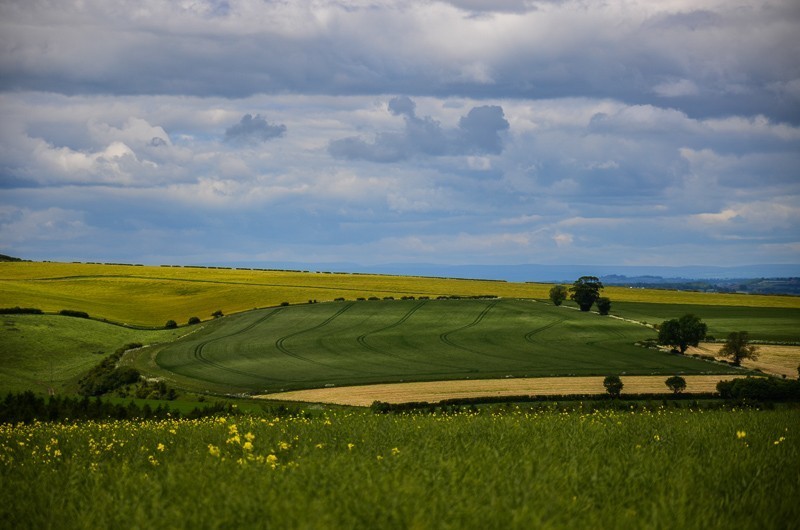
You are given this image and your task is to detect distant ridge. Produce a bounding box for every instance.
[0,254,23,262]
[203,260,800,284]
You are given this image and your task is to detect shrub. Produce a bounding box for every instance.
[603,375,623,398]
[0,307,43,315]
[59,309,90,319]
[280,302,290,307]
[188,316,201,325]
[165,320,178,329]
[212,310,224,318]
[596,297,611,315]
[665,375,687,394]
[716,377,800,401]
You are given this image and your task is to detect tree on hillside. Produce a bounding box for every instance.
[596,297,612,315]
[719,331,759,367]
[549,285,568,306]
[657,314,707,354]
[570,276,604,312]
[603,375,623,398]
[665,375,687,394]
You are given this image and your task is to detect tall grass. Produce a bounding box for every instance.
[2,407,797,529]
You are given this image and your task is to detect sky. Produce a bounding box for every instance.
[1,0,799,271]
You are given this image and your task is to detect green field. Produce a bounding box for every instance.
[148,299,743,395]
[612,302,800,343]
[2,407,798,529]
[0,315,183,394]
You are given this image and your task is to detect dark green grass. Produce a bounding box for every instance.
[0,315,184,394]
[610,302,800,342]
[155,299,743,394]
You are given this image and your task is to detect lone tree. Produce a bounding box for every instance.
[596,297,612,315]
[549,285,568,306]
[603,375,623,398]
[570,276,604,312]
[719,331,759,366]
[665,375,687,394]
[657,314,707,354]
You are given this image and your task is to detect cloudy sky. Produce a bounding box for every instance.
[1,0,799,270]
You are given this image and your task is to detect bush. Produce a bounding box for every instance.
[0,307,43,315]
[212,310,224,318]
[596,297,611,315]
[59,309,90,319]
[280,302,290,307]
[165,320,178,329]
[665,375,687,394]
[716,377,800,401]
[603,375,623,398]
[188,316,201,325]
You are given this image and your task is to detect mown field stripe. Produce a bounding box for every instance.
[439,300,529,364]
[259,374,749,406]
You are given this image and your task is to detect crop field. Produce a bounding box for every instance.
[150,299,744,395]
[2,408,798,529]
[612,301,800,343]
[2,261,799,327]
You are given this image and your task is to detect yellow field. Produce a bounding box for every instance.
[2,261,798,326]
[258,374,748,406]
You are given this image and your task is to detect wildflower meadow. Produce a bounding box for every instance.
[1,406,798,529]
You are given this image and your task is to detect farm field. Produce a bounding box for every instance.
[2,261,799,327]
[612,301,800,343]
[2,408,798,529]
[0,315,184,394]
[151,299,744,395]
[262,374,748,406]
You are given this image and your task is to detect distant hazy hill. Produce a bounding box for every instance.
[0,254,23,262]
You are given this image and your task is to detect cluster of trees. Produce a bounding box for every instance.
[549,276,611,315]
[0,391,241,424]
[656,314,760,366]
[78,343,143,396]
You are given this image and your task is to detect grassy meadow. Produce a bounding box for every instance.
[2,407,798,530]
[0,315,184,394]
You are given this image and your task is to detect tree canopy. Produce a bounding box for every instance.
[719,331,759,366]
[549,285,568,306]
[570,276,603,312]
[657,314,707,354]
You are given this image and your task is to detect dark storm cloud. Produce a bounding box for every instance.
[329,97,509,162]
[224,114,286,144]
[1,1,798,123]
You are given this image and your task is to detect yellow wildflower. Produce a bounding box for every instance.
[156,443,165,452]
[208,444,221,457]
[736,431,747,439]
[347,443,355,451]
[244,432,255,442]
[242,441,254,452]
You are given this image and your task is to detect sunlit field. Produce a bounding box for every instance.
[1,407,798,530]
[2,261,798,327]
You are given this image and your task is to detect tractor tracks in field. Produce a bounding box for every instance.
[438,300,527,364]
[524,317,567,343]
[355,301,474,373]
[274,302,373,375]
[190,308,285,382]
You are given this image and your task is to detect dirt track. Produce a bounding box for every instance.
[257,374,750,407]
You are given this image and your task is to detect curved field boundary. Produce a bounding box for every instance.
[257,375,749,407]
[189,308,286,382]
